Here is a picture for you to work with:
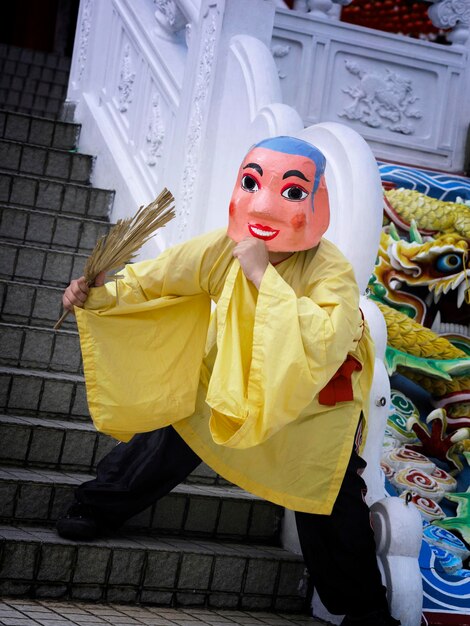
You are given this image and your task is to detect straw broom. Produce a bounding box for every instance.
[53,187,175,330]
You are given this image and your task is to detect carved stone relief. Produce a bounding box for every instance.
[77,0,93,83]
[271,44,291,79]
[178,5,219,238]
[154,0,187,34]
[339,61,422,135]
[118,44,136,113]
[428,0,470,45]
[146,92,165,166]
[428,0,470,28]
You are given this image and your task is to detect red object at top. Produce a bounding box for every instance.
[340,0,447,41]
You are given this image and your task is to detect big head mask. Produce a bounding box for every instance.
[227,136,329,252]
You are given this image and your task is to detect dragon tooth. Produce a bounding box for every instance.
[430,311,441,334]
[389,278,403,291]
[433,289,442,304]
[425,292,434,306]
[457,282,466,309]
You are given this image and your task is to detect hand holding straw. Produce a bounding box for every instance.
[54,188,175,330]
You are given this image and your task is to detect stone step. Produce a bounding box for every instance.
[0,525,307,611]
[0,366,87,420]
[0,414,114,473]
[0,598,321,626]
[0,466,281,544]
[0,241,87,289]
[0,110,80,151]
[0,206,110,253]
[0,172,113,219]
[0,74,67,101]
[0,44,71,73]
[0,322,82,375]
[0,278,82,328]
[0,411,229,489]
[0,89,64,121]
[0,139,94,184]
[0,415,228,489]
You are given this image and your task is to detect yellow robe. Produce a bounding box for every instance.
[76,228,374,514]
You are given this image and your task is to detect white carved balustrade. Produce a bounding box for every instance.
[67,0,196,248]
[272,4,470,172]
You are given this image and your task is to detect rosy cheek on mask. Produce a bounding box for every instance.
[229,201,236,217]
[290,212,306,231]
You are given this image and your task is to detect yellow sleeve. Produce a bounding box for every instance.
[83,227,231,310]
[206,258,364,449]
[75,229,230,441]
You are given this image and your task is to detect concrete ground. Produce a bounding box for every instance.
[0,599,326,626]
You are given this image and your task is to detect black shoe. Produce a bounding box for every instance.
[56,503,101,540]
[341,610,401,626]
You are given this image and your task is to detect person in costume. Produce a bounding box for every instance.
[58,136,400,626]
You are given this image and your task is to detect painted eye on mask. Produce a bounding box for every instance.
[241,174,260,193]
[281,185,309,201]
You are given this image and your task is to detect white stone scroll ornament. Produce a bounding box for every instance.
[281,122,423,626]
[428,0,470,46]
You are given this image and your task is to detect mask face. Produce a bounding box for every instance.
[227,146,330,251]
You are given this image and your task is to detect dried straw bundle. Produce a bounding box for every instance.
[54,187,175,330]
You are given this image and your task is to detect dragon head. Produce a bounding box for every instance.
[370,226,470,349]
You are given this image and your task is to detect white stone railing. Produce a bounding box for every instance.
[291,0,470,48]
[67,0,192,248]
[272,3,470,172]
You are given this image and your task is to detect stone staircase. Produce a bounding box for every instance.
[0,45,309,612]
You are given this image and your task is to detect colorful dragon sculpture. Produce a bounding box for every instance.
[368,187,470,430]
[369,186,470,618]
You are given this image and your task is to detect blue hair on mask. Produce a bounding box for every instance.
[254,136,326,194]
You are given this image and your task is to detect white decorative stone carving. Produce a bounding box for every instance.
[118,44,135,113]
[307,0,334,17]
[293,0,309,11]
[179,6,218,238]
[339,61,422,135]
[306,0,352,16]
[146,93,165,166]
[428,0,470,28]
[154,0,187,33]
[77,0,93,83]
[271,43,291,78]
[428,0,470,45]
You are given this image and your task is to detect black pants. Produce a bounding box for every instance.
[75,426,389,617]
